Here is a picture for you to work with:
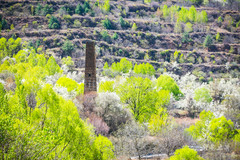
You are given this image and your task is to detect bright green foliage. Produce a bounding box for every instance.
[174,19,182,33]
[102,18,114,29]
[93,135,115,160]
[186,110,238,148]
[236,20,240,28]
[103,62,109,69]
[48,16,60,29]
[185,22,193,33]
[116,77,158,122]
[62,56,74,67]
[203,35,213,48]
[216,32,221,42]
[111,58,132,73]
[56,76,79,92]
[173,50,180,62]
[45,56,62,75]
[101,0,111,13]
[156,75,183,99]
[0,44,114,159]
[148,107,169,135]
[133,63,155,76]
[162,5,207,23]
[194,87,212,103]
[0,37,22,60]
[162,5,169,18]
[62,40,75,56]
[112,33,118,40]
[99,81,115,92]
[169,146,204,160]
[217,16,223,23]
[188,6,197,22]
[199,10,208,23]
[208,116,237,145]
[132,23,138,31]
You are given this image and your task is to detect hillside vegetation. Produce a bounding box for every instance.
[0,0,240,160]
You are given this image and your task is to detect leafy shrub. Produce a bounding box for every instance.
[111,58,132,73]
[132,23,138,31]
[99,81,115,92]
[48,16,60,29]
[61,40,74,57]
[100,30,111,42]
[119,17,130,28]
[101,0,110,13]
[112,33,118,40]
[203,35,213,48]
[169,146,204,160]
[102,18,114,29]
[186,110,238,149]
[133,63,155,75]
[194,87,212,103]
[156,75,183,100]
[148,107,169,135]
[184,22,193,33]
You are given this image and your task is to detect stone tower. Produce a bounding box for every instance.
[84,41,97,94]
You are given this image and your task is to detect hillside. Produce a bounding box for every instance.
[0,0,240,160]
[0,0,240,80]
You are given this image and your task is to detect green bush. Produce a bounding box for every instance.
[61,40,74,56]
[112,33,118,40]
[101,30,111,42]
[156,75,183,99]
[48,16,60,29]
[203,35,213,48]
[194,87,212,103]
[170,146,204,160]
[102,18,114,29]
[133,63,155,75]
[119,17,130,28]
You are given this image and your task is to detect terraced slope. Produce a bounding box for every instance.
[0,0,239,80]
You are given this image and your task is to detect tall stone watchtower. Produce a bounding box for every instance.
[84,41,97,94]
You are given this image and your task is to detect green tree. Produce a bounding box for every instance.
[133,63,155,76]
[48,16,60,29]
[111,58,132,73]
[194,87,212,103]
[116,77,157,122]
[101,0,110,13]
[184,22,193,33]
[119,16,129,28]
[216,32,221,42]
[174,19,182,33]
[75,4,84,15]
[56,76,79,92]
[62,40,74,56]
[99,81,115,92]
[188,6,197,22]
[170,146,204,160]
[132,23,138,31]
[102,18,114,29]
[148,107,169,135]
[203,35,213,48]
[45,56,61,75]
[156,75,183,100]
[186,110,238,148]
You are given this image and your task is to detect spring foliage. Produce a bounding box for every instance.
[0,39,115,159]
[170,146,204,160]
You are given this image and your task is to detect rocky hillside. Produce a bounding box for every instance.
[0,0,240,80]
